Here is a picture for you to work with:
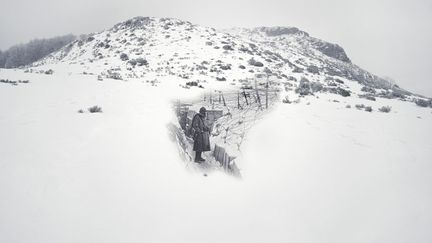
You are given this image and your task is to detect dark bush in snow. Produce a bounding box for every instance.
[128,58,147,67]
[327,81,337,87]
[326,87,350,97]
[128,59,137,66]
[45,69,54,75]
[216,77,226,81]
[88,106,102,113]
[222,45,233,51]
[263,67,273,74]
[292,66,303,73]
[238,65,246,69]
[120,53,129,61]
[378,106,392,113]
[135,58,148,66]
[186,81,198,86]
[282,96,291,104]
[295,78,312,96]
[415,98,430,107]
[219,64,231,70]
[391,90,406,99]
[294,79,321,95]
[336,87,350,97]
[365,106,373,112]
[286,76,297,81]
[249,43,257,49]
[0,79,20,86]
[107,70,122,80]
[355,104,365,110]
[239,46,252,54]
[306,65,319,74]
[310,82,323,93]
[361,86,376,94]
[248,58,264,67]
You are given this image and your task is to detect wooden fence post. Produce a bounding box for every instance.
[255,79,262,109]
[237,91,241,109]
[243,90,249,106]
[210,92,212,105]
[266,76,269,109]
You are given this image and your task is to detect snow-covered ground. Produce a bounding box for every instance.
[1,68,431,243]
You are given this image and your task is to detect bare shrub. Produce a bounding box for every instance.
[120,53,129,61]
[361,86,376,94]
[88,106,102,113]
[355,104,365,110]
[248,58,264,67]
[306,65,319,74]
[282,96,291,104]
[378,106,392,113]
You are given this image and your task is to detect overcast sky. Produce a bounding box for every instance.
[1,0,431,96]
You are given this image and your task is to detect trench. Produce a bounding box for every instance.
[167,122,241,177]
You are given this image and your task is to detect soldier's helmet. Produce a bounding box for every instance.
[199,107,207,115]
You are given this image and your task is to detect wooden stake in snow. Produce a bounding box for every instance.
[255,78,262,109]
[237,91,241,109]
[243,90,249,106]
[266,76,269,109]
[210,92,212,105]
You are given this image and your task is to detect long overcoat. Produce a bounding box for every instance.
[191,113,211,152]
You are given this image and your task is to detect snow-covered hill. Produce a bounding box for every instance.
[30,16,431,106]
[1,16,432,243]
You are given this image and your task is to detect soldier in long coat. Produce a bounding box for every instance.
[191,107,210,162]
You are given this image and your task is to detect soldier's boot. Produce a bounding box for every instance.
[194,151,202,163]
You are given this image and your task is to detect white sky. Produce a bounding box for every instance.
[1,0,431,96]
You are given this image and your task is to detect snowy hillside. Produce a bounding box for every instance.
[30,16,431,106]
[1,16,432,243]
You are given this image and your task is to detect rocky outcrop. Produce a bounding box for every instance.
[257,27,309,37]
[312,41,351,63]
